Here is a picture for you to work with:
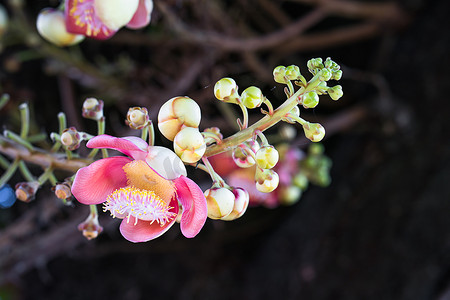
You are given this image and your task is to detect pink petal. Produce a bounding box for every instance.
[119,199,178,242]
[65,0,117,39]
[72,156,131,205]
[173,176,207,238]
[87,134,148,160]
[126,0,153,29]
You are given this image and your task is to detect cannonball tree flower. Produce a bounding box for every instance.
[71,134,207,242]
[65,0,153,40]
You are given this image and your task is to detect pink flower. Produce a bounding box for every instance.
[71,134,207,242]
[65,0,153,40]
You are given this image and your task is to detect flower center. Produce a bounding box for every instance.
[69,0,115,37]
[103,186,176,226]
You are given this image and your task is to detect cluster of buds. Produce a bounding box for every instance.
[158,96,206,163]
[204,185,249,221]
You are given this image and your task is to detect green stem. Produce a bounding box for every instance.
[27,133,48,143]
[254,130,269,146]
[4,130,34,151]
[19,103,30,139]
[0,94,10,111]
[204,86,305,157]
[88,117,106,159]
[37,166,54,185]
[201,157,226,186]
[0,158,20,188]
[237,102,249,129]
[287,80,295,96]
[202,132,222,144]
[90,204,98,216]
[19,161,35,182]
[0,154,10,169]
[58,112,67,134]
[262,98,274,116]
[49,173,58,186]
[148,122,155,146]
[141,125,148,143]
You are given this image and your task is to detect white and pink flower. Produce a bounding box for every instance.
[71,134,207,242]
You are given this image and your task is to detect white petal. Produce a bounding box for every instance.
[145,146,187,180]
[94,0,139,30]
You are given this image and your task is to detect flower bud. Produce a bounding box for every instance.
[293,173,309,190]
[0,184,16,209]
[285,65,301,80]
[282,106,300,124]
[126,107,150,129]
[328,85,343,100]
[303,122,325,142]
[255,145,279,169]
[0,4,8,38]
[78,211,103,240]
[204,187,235,219]
[318,68,332,82]
[36,9,85,47]
[255,168,279,193]
[61,127,82,150]
[307,58,323,73]
[232,140,260,168]
[214,77,240,103]
[273,66,288,84]
[279,185,302,205]
[53,182,72,200]
[15,181,40,203]
[302,91,319,109]
[173,127,206,163]
[82,98,104,121]
[221,187,249,221]
[332,70,343,81]
[241,86,264,109]
[158,96,201,141]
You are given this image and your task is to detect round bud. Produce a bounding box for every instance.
[37,9,85,47]
[82,98,104,121]
[61,127,81,150]
[255,146,279,169]
[173,127,206,163]
[214,77,239,103]
[15,181,40,203]
[285,65,301,80]
[255,168,279,193]
[0,184,16,209]
[303,122,325,142]
[54,183,72,200]
[273,66,288,84]
[279,185,302,205]
[232,140,260,168]
[158,96,201,141]
[332,70,343,81]
[318,68,332,81]
[241,86,264,109]
[293,173,309,190]
[302,91,319,109]
[221,187,250,221]
[204,187,235,219]
[126,107,149,129]
[328,85,343,100]
[307,58,323,72]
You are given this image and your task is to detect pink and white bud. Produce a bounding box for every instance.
[36,9,84,47]
[204,187,235,219]
[126,107,150,129]
[158,96,201,141]
[173,127,206,163]
[232,140,260,168]
[82,98,104,121]
[93,0,140,30]
[61,127,82,151]
[221,187,249,221]
[255,145,279,169]
[255,168,279,193]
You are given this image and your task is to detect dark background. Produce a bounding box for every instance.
[0,0,449,299]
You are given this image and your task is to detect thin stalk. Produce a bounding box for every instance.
[0,158,20,188]
[237,102,249,129]
[19,161,35,182]
[37,166,55,185]
[4,130,34,151]
[0,94,10,111]
[0,154,10,169]
[19,103,30,139]
[202,157,226,186]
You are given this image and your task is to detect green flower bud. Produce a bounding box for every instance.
[285,65,301,80]
[126,107,150,129]
[205,187,235,219]
[332,70,343,81]
[273,65,288,84]
[255,145,279,169]
[214,77,239,103]
[293,173,309,190]
[173,127,206,163]
[307,58,323,73]
[328,85,343,100]
[302,91,319,109]
[303,122,325,142]
[241,86,264,109]
[309,143,325,155]
[255,168,279,193]
[318,68,332,82]
[279,185,302,205]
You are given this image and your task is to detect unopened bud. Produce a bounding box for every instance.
[0,184,16,209]
[78,211,103,240]
[285,65,301,80]
[158,96,201,141]
[36,9,85,47]
[82,98,104,120]
[302,91,319,109]
[15,181,40,203]
[214,77,239,103]
[307,58,324,73]
[279,185,302,205]
[173,127,206,163]
[303,122,325,142]
[232,140,260,168]
[204,187,235,219]
[221,187,249,221]
[293,173,309,190]
[255,168,279,193]
[328,85,343,100]
[255,145,279,169]
[241,86,264,109]
[53,182,72,200]
[126,107,150,129]
[318,68,332,82]
[332,70,343,81]
[0,4,8,38]
[61,127,81,150]
[273,66,288,84]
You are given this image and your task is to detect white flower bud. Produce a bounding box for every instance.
[255,168,279,193]
[303,122,325,142]
[255,145,279,169]
[205,187,235,219]
[214,77,239,103]
[221,187,249,221]
[173,127,206,163]
[36,9,84,47]
[241,86,264,109]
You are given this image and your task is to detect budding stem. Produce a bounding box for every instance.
[19,103,30,139]
[0,158,19,188]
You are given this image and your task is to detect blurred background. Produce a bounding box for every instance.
[0,0,449,299]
